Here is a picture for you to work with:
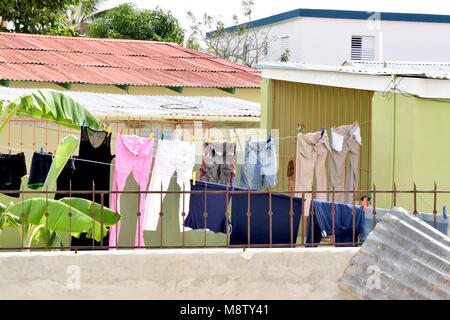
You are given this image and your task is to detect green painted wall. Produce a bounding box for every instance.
[372,92,450,214]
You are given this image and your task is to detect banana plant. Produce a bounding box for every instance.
[2,197,120,249]
[0,89,103,131]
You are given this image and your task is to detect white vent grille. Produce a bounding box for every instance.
[351,36,375,61]
[263,42,269,56]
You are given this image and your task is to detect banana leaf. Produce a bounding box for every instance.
[0,89,103,131]
[39,134,79,197]
[0,203,21,229]
[59,197,120,226]
[8,198,120,242]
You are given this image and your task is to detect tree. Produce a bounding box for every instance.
[280,48,291,62]
[65,0,107,36]
[87,3,184,44]
[186,0,276,66]
[0,0,80,35]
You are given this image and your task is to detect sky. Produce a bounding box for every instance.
[100,0,450,33]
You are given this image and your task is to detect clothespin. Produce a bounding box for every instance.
[208,138,212,144]
[40,147,44,154]
[8,149,11,155]
[81,120,86,129]
[190,135,195,145]
[149,132,153,140]
[192,171,196,186]
[296,124,302,131]
[362,197,368,212]
[232,138,237,144]
[161,134,164,141]
[321,128,325,138]
[267,134,272,143]
[443,205,447,219]
[120,128,124,135]
[107,126,112,137]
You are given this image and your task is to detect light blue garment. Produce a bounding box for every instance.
[240,139,277,190]
[360,207,449,242]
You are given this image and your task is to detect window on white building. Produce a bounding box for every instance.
[351,35,375,61]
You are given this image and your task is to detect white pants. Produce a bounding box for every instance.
[144,140,196,232]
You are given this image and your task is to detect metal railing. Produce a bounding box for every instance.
[0,184,446,252]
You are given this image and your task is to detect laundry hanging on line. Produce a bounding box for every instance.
[109,133,154,248]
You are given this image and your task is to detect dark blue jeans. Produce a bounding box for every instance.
[230,188,302,246]
[306,200,364,246]
[185,181,231,234]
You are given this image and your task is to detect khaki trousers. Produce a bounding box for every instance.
[329,123,361,204]
[295,131,330,216]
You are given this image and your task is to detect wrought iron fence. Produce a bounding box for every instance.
[0,185,447,252]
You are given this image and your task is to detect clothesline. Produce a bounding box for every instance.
[7,111,372,148]
[0,118,373,181]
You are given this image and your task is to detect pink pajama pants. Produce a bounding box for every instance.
[109,134,154,248]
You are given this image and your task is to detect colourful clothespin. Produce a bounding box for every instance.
[232,138,237,144]
[161,134,165,141]
[120,128,124,135]
[321,128,325,137]
[443,205,447,219]
[192,171,196,185]
[149,132,153,140]
[81,120,86,129]
[267,134,272,142]
[190,135,195,145]
[107,126,112,137]
[40,147,44,153]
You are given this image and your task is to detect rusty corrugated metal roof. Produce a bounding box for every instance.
[339,209,450,300]
[0,32,261,88]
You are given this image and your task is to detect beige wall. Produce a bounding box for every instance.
[0,248,357,300]
[9,81,261,103]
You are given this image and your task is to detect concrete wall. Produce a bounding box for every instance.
[253,17,450,65]
[0,248,357,300]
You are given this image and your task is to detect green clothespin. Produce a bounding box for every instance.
[161,133,164,141]
[296,124,302,131]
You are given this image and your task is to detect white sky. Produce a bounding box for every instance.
[100,0,450,33]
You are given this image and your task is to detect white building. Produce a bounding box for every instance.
[207,8,450,66]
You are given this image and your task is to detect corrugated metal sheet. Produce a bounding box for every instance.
[0,87,260,118]
[339,209,450,300]
[257,61,450,80]
[0,32,261,88]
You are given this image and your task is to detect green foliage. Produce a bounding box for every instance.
[87,3,184,43]
[0,0,80,35]
[0,89,103,132]
[280,48,291,63]
[7,197,120,243]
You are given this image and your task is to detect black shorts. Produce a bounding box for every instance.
[28,152,53,189]
[0,152,27,198]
